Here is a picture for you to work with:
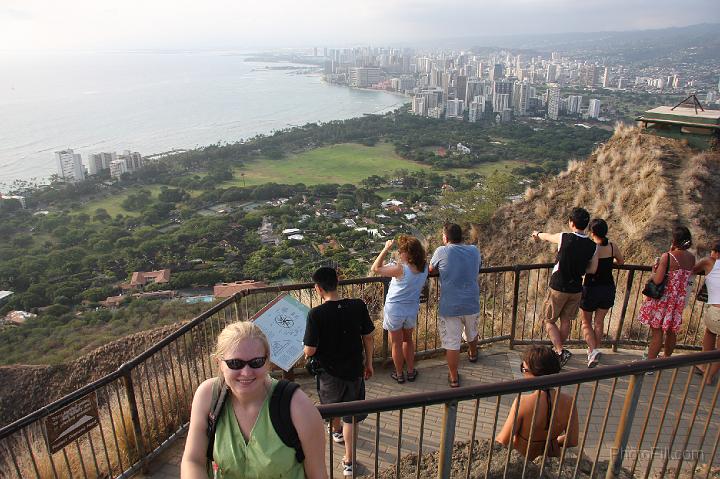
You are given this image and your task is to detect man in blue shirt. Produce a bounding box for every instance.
[429,223,482,387]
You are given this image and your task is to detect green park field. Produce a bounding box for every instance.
[227,143,429,187]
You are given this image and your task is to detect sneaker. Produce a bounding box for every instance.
[341,460,353,476]
[558,349,572,367]
[587,349,601,368]
[332,431,345,444]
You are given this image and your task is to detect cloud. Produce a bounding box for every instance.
[0,0,718,51]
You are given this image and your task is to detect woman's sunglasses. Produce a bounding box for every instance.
[223,357,267,370]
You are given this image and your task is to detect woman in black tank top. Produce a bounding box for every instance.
[579,219,624,368]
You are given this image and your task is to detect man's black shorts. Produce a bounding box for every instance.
[580,284,616,312]
[318,373,367,424]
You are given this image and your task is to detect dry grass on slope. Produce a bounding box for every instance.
[477,124,717,266]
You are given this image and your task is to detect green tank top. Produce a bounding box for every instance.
[211,378,305,479]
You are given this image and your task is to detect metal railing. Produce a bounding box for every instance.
[0,263,713,478]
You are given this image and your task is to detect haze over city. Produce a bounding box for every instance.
[2,0,720,51]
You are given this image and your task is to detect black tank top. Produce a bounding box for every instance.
[549,233,597,293]
[584,243,615,287]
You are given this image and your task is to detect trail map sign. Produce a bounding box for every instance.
[45,393,99,453]
[251,293,310,371]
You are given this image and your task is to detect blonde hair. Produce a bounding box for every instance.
[213,322,270,371]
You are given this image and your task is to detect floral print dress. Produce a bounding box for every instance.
[638,253,692,333]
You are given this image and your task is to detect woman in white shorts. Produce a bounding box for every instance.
[692,240,720,385]
[371,235,428,383]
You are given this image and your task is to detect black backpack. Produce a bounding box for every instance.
[206,378,305,464]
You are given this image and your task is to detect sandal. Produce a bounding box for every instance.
[448,373,460,388]
[391,371,405,383]
[406,369,418,382]
[468,353,478,363]
[693,365,706,376]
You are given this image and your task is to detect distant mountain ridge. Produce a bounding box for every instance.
[420,23,720,63]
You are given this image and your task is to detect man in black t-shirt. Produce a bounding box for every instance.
[532,207,597,367]
[303,267,375,477]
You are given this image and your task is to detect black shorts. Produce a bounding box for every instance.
[580,284,616,312]
[318,373,367,423]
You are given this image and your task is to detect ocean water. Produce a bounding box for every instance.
[0,51,406,187]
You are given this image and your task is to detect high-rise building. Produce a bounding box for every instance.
[546,83,561,120]
[465,79,483,106]
[490,63,504,81]
[469,95,486,122]
[493,93,510,113]
[109,159,128,180]
[411,96,426,116]
[348,67,382,87]
[584,64,598,87]
[55,149,85,183]
[512,81,530,116]
[567,95,583,114]
[602,67,610,88]
[445,99,464,119]
[587,99,601,119]
[87,152,116,176]
[455,76,467,104]
[546,64,557,83]
[617,77,626,89]
[119,151,143,171]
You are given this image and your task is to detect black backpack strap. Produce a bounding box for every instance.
[270,379,305,463]
[206,377,229,464]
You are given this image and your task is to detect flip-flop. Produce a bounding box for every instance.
[448,373,460,388]
[406,369,418,382]
[468,353,478,363]
[693,365,705,376]
[391,371,405,383]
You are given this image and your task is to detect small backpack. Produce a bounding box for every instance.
[206,378,305,465]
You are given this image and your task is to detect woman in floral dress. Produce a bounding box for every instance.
[638,226,696,360]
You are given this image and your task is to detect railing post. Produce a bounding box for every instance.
[382,279,390,363]
[613,270,635,353]
[605,373,644,479]
[509,266,521,350]
[121,368,148,472]
[437,400,458,479]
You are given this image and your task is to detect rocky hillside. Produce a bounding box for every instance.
[0,322,185,427]
[477,124,720,266]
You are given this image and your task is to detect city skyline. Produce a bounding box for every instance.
[1,0,719,52]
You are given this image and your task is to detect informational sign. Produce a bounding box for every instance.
[251,293,310,372]
[45,393,99,454]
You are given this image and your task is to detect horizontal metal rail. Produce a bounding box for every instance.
[0,262,711,479]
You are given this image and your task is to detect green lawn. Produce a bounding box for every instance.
[77,185,164,217]
[228,143,430,187]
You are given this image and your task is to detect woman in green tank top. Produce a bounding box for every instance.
[181,322,327,479]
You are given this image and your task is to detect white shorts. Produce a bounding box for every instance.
[383,312,417,332]
[704,306,720,335]
[438,314,479,350]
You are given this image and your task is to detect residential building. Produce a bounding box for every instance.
[546,64,557,83]
[469,96,486,122]
[602,67,610,88]
[567,95,583,114]
[547,83,561,120]
[349,67,382,88]
[587,99,601,119]
[87,152,116,175]
[411,96,426,116]
[512,81,530,116]
[109,159,128,180]
[492,93,510,113]
[490,63,504,81]
[128,269,171,289]
[119,151,143,171]
[445,99,464,119]
[55,149,85,183]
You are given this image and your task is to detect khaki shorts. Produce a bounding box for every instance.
[438,314,479,350]
[704,306,720,335]
[544,289,582,324]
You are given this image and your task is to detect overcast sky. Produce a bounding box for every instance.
[1,0,719,52]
